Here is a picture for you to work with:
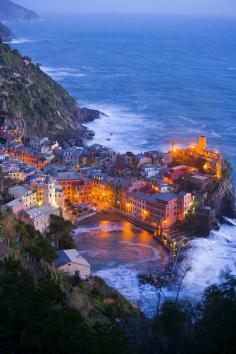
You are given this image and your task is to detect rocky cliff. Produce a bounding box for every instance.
[0,22,15,42]
[0,42,101,146]
[204,176,235,218]
[0,0,39,21]
[193,175,235,236]
[178,159,235,236]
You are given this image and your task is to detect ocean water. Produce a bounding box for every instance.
[5,15,236,314]
[75,215,236,317]
[74,215,168,318]
[6,15,236,181]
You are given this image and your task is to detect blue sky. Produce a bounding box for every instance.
[16,0,236,16]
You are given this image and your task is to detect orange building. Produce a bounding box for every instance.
[5,147,50,168]
[55,172,93,204]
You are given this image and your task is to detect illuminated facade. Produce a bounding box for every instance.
[171,136,223,179]
[55,172,93,204]
[120,189,192,229]
[5,147,50,168]
[32,176,65,212]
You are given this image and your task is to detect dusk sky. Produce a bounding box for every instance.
[16,0,236,16]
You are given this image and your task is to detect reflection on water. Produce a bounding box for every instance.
[74,213,169,317]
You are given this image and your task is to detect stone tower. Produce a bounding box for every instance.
[45,176,57,207]
[198,136,207,152]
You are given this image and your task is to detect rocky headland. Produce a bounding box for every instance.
[0,42,102,146]
[0,0,39,21]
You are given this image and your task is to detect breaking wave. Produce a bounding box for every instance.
[83,102,149,153]
[6,38,34,44]
[74,222,129,235]
[164,223,236,303]
[94,265,160,318]
[119,241,161,262]
[41,66,87,81]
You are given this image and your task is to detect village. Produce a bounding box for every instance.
[0,125,224,276]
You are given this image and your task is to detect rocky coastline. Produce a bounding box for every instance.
[0,41,103,147]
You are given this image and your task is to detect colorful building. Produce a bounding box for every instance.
[120,187,192,229]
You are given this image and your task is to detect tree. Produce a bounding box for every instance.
[48,215,75,250]
[15,221,56,263]
[193,272,236,354]
[0,211,18,246]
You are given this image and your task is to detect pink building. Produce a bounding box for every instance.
[123,189,192,229]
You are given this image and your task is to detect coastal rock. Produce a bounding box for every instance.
[0,0,39,21]
[79,107,104,123]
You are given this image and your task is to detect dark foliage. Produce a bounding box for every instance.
[0,257,130,354]
[48,215,75,250]
[151,271,236,354]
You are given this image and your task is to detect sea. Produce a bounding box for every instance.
[5,14,236,316]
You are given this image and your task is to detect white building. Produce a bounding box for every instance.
[23,205,60,233]
[8,185,37,209]
[53,249,91,278]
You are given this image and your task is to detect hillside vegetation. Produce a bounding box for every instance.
[0,42,100,145]
[0,212,140,354]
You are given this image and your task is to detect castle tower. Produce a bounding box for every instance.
[198,136,207,152]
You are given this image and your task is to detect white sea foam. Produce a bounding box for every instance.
[119,241,160,262]
[168,223,236,302]
[94,265,159,318]
[76,218,236,317]
[74,222,129,235]
[5,38,34,44]
[41,66,87,81]
[83,102,149,153]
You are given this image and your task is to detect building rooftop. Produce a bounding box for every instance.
[55,172,82,181]
[131,190,177,203]
[190,174,210,181]
[171,165,188,170]
[25,205,58,220]
[53,249,90,268]
[5,198,23,208]
[9,185,30,197]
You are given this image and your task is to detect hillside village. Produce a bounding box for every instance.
[1,119,233,253]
